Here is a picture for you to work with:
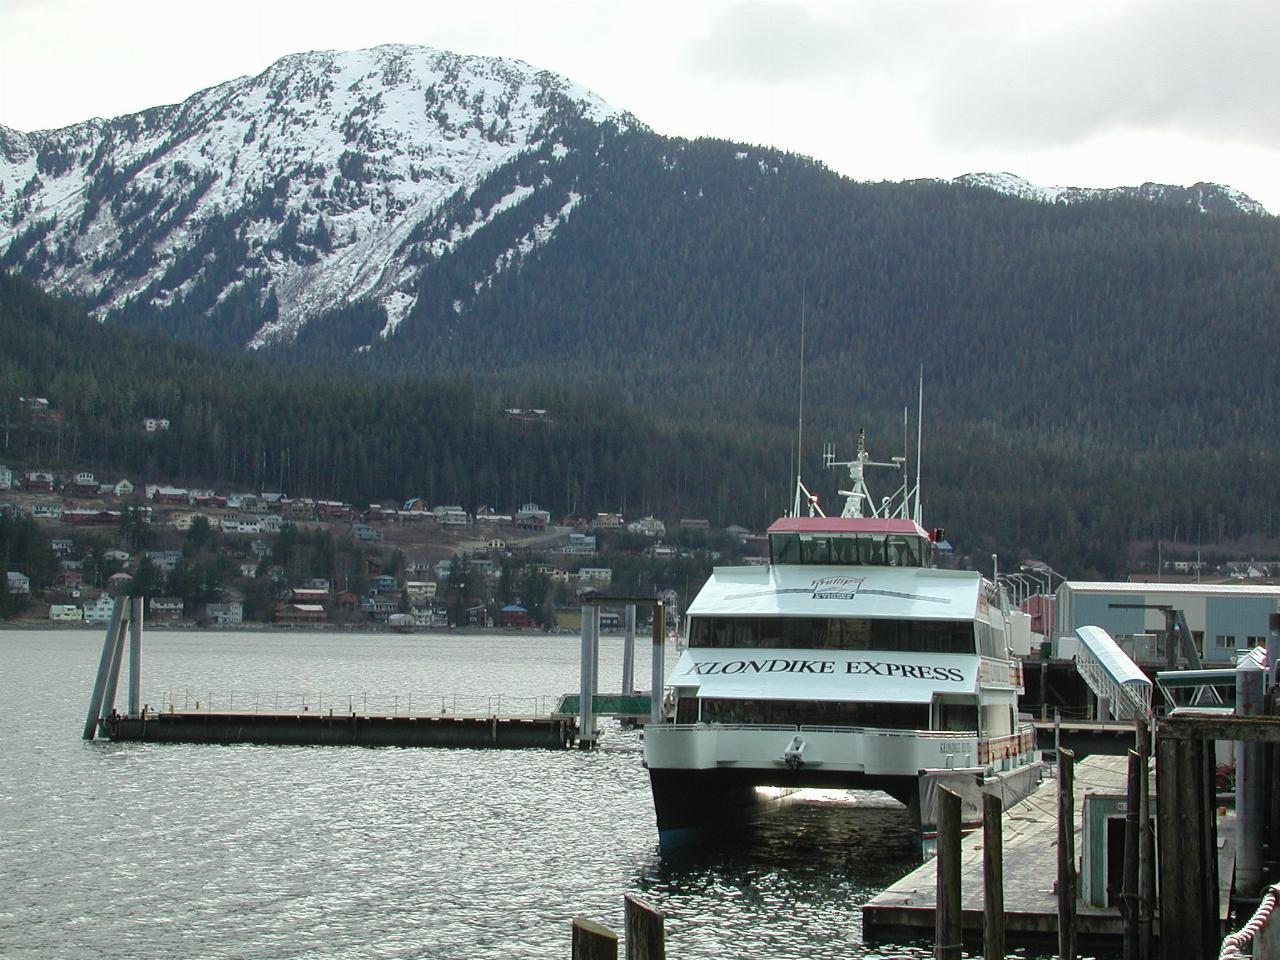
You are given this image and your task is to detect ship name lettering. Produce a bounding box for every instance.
[845,661,966,682]
[687,658,836,676]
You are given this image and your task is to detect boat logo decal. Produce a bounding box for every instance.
[719,586,951,604]
[810,576,865,600]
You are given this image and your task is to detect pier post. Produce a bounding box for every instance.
[1136,716,1154,960]
[1237,654,1266,898]
[622,604,636,696]
[1122,749,1141,960]
[128,596,143,716]
[83,598,128,739]
[935,785,962,960]
[981,792,1004,960]
[1057,748,1077,960]
[579,604,600,748]
[650,601,665,723]
[571,916,618,960]
[623,893,665,960]
[1156,731,1219,960]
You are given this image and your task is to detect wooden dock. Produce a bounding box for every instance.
[862,754,1236,950]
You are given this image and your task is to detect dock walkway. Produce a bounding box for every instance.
[863,754,1235,949]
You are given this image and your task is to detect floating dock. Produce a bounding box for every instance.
[100,709,577,749]
[83,596,668,752]
[862,754,1235,950]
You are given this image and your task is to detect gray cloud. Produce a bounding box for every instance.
[682,0,1280,151]
[684,1,871,83]
[925,1,1280,150]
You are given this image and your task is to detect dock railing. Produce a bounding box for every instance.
[155,690,555,717]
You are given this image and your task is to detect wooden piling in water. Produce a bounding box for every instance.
[1057,747,1077,960]
[982,791,1004,960]
[1122,749,1140,960]
[1156,728,1219,960]
[571,916,618,960]
[624,894,665,960]
[935,785,962,960]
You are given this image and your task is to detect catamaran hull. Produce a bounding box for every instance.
[647,765,920,845]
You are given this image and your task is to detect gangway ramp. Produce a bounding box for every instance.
[1073,625,1153,721]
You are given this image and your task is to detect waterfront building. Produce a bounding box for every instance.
[1053,580,1280,664]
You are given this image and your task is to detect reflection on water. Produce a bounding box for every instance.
[2,629,937,959]
[640,795,929,959]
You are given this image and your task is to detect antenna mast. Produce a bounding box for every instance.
[913,367,924,524]
[792,290,808,517]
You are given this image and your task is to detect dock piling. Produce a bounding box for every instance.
[579,604,600,748]
[1057,747,1077,960]
[82,598,129,740]
[935,785,962,960]
[571,916,618,960]
[982,791,1005,960]
[623,893,665,960]
[1122,749,1141,960]
[650,601,665,724]
[127,597,143,716]
[622,605,636,697]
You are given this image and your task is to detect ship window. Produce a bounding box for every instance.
[769,533,928,567]
[977,621,1000,657]
[688,616,976,653]
[937,700,978,732]
[696,697,929,729]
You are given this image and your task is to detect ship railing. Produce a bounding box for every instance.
[150,689,555,718]
[657,722,980,739]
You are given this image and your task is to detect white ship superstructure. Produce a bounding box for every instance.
[643,432,1038,842]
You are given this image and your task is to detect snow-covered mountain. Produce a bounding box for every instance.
[0,44,631,346]
[953,172,1267,216]
[1,45,1268,353]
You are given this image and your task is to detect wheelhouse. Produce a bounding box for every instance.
[767,517,937,569]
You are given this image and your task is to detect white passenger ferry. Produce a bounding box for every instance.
[643,434,1039,843]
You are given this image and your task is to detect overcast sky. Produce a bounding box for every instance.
[2,0,1276,212]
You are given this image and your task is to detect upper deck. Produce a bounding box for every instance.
[766,516,935,568]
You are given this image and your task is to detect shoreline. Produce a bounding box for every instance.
[0,620,575,635]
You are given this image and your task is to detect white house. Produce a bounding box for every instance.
[205,601,243,625]
[577,568,613,584]
[83,595,116,623]
[627,516,666,537]
[50,604,83,622]
[6,571,31,595]
[432,505,472,527]
[0,465,12,490]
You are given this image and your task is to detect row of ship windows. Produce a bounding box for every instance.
[674,697,979,731]
[689,616,985,655]
[769,534,927,567]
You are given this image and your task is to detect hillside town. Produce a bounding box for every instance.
[0,461,761,630]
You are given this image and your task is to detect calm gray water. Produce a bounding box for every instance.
[0,628,928,959]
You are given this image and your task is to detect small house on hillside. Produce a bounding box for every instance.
[499,604,533,628]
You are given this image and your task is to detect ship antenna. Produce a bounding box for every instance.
[914,367,924,524]
[792,289,807,517]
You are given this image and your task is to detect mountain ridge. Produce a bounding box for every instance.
[1,43,1268,356]
[0,43,632,344]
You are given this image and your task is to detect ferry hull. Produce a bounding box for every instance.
[647,765,920,845]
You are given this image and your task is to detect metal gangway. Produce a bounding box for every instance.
[1073,625,1153,721]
